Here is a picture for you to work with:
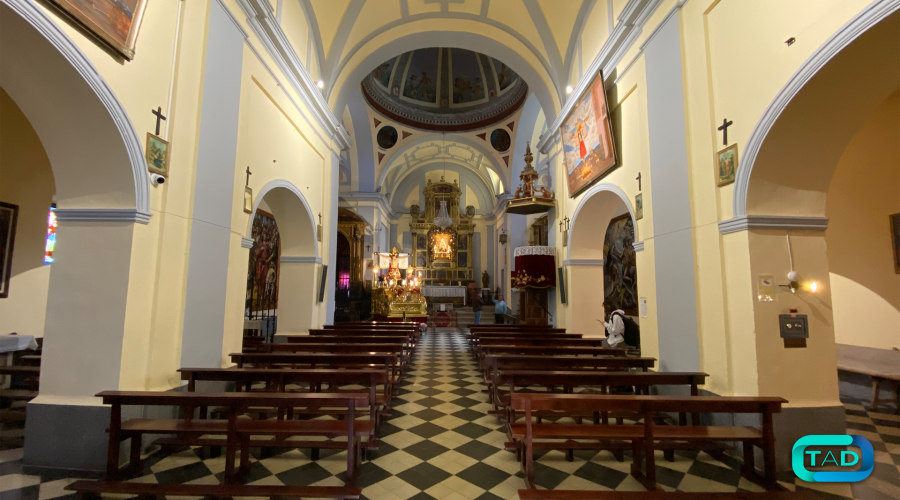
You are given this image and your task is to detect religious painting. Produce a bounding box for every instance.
[146,133,169,177]
[403,48,439,104]
[451,49,485,104]
[492,58,515,90]
[634,193,643,220]
[561,71,618,197]
[490,129,511,152]
[0,202,20,299]
[432,233,453,260]
[243,186,253,214]
[374,58,396,88]
[716,144,738,186]
[416,253,426,269]
[49,0,148,60]
[890,213,900,274]
[417,234,426,250]
[376,126,398,149]
[603,214,637,315]
[246,210,280,312]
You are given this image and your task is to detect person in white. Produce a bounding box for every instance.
[602,307,626,348]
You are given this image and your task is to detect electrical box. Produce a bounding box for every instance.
[779,313,809,339]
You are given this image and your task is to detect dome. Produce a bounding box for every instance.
[361,48,528,132]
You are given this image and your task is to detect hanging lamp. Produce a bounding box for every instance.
[433,133,453,228]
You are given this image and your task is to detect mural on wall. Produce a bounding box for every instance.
[49,0,148,60]
[561,71,617,197]
[0,202,19,299]
[403,48,439,103]
[374,58,396,88]
[604,214,637,315]
[451,49,485,104]
[492,58,515,90]
[246,210,280,312]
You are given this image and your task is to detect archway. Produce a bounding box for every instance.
[731,9,899,458]
[248,182,319,335]
[0,0,153,470]
[566,184,640,345]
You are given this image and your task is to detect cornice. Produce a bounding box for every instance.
[234,0,350,150]
[718,215,829,234]
[241,237,255,248]
[54,208,152,224]
[281,256,322,264]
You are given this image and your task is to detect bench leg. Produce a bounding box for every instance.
[240,434,251,476]
[663,449,675,462]
[644,439,657,489]
[872,379,882,412]
[566,449,574,462]
[742,442,755,475]
[310,447,320,461]
[128,434,142,477]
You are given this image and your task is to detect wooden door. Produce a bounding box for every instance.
[520,289,548,326]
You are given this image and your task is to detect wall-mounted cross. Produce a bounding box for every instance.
[245,166,252,186]
[717,118,733,146]
[636,172,642,191]
[151,107,167,136]
[318,213,323,225]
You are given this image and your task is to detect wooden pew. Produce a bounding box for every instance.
[309,329,419,345]
[263,343,410,373]
[517,491,816,500]
[178,367,390,429]
[95,391,371,483]
[468,324,565,331]
[326,322,420,330]
[67,482,361,499]
[478,345,625,361]
[467,331,583,352]
[230,352,402,385]
[512,394,785,490]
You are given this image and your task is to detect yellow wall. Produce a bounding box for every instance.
[826,92,900,350]
[0,88,56,338]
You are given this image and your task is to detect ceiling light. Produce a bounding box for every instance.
[566,85,573,94]
[316,80,324,89]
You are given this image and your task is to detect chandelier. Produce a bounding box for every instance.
[434,200,452,228]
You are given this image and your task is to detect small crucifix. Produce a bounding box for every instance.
[245,166,252,186]
[151,107,167,136]
[636,172,642,191]
[717,118,733,146]
[318,213,323,225]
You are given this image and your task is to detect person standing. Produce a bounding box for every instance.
[492,296,507,324]
[472,293,483,324]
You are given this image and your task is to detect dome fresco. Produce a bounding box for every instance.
[362,48,528,132]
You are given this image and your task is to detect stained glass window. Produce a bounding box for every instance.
[43,204,57,264]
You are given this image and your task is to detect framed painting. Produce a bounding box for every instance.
[243,186,253,214]
[560,71,618,197]
[890,213,900,274]
[246,210,280,312]
[49,0,148,60]
[603,213,638,315]
[146,133,169,177]
[716,144,738,186]
[635,193,643,220]
[0,202,20,299]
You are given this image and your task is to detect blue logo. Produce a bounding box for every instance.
[792,435,873,482]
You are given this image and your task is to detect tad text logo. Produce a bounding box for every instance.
[792,435,873,482]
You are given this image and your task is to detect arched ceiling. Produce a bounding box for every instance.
[361,47,528,131]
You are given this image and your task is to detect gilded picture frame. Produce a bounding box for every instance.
[146,133,170,177]
[716,144,738,187]
[635,193,644,220]
[243,186,254,214]
[49,0,148,60]
[560,71,618,198]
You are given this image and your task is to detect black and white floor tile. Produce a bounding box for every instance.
[0,329,897,499]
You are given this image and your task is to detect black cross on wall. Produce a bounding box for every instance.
[718,118,733,145]
[152,107,167,136]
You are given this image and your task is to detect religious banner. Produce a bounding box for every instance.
[561,71,618,197]
[246,210,280,312]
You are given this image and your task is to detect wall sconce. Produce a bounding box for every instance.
[499,229,508,245]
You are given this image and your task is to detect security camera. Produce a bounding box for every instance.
[150,173,166,186]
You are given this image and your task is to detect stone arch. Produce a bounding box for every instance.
[0,0,150,220]
[249,180,318,259]
[567,183,638,260]
[734,2,900,218]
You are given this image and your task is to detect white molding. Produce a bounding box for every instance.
[567,183,637,260]
[247,179,319,258]
[340,191,394,219]
[281,256,322,264]
[718,215,829,234]
[241,237,255,248]
[562,258,604,266]
[234,0,351,150]
[633,241,644,252]
[733,0,900,217]
[486,194,513,223]
[536,0,667,153]
[54,208,151,224]
[1,0,151,220]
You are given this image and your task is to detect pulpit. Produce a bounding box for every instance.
[513,246,556,325]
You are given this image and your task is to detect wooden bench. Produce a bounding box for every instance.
[310,329,419,346]
[512,394,785,490]
[326,321,421,330]
[836,343,900,412]
[478,345,625,363]
[468,324,565,331]
[97,391,372,483]
[263,343,410,371]
[230,352,402,385]
[517,491,816,500]
[66,481,361,499]
[179,367,390,427]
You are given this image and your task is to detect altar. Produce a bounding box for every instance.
[422,285,467,305]
[408,177,476,286]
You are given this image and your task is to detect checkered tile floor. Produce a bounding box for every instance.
[1,329,898,499]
